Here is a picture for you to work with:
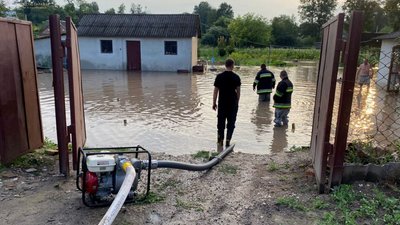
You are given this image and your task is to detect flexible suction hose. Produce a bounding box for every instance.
[98,162,136,225]
[157,144,234,171]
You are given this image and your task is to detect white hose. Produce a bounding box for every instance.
[98,165,136,225]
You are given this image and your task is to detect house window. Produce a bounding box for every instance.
[165,41,177,55]
[101,40,113,53]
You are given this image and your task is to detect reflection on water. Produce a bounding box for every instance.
[37,65,396,155]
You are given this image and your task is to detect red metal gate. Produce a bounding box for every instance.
[311,11,363,192]
[0,18,43,164]
[50,15,86,175]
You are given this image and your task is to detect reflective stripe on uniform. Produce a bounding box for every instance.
[275,91,283,97]
[273,104,291,109]
[260,73,272,78]
[254,79,259,84]
[257,89,272,94]
[286,88,293,93]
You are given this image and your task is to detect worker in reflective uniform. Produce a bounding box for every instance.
[273,70,293,127]
[253,64,276,102]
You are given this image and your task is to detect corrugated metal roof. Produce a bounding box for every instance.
[374,31,400,40]
[77,14,201,38]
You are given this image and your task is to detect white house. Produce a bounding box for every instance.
[77,14,200,72]
[374,31,400,90]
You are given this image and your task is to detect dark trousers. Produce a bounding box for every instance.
[217,105,238,142]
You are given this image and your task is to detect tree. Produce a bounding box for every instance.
[217,2,233,19]
[117,3,125,14]
[130,3,146,14]
[201,25,230,46]
[193,1,217,33]
[0,0,8,17]
[342,0,386,32]
[271,15,299,46]
[228,13,271,47]
[78,1,99,14]
[104,8,115,14]
[384,0,400,31]
[298,0,337,39]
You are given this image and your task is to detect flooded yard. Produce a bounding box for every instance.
[37,64,397,155]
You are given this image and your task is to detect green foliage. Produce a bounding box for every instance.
[276,196,307,211]
[271,15,299,47]
[385,0,400,31]
[11,149,54,169]
[228,13,271,47]
[218,164,238,174]
[117,3,125,14]
[345,140,400,164]
[201,26,230,46]
[288,145,309,152]
[43,137,57,150]
[216,2,233,19]
[312,198,329,209]
[200,46,320,66]
[342,0,386,33]
[322,185,400,224]
[130,3,146,14]
[176,199,204,211]
[136,191,165,204]
[267,161,279,172]
[0,0,8,17]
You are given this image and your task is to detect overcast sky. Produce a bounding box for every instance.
[78,0,346,20]
[6,0,346,21]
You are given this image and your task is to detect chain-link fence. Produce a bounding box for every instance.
[347,46,400,149]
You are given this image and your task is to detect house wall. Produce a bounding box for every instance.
[79,37,195,71]
[377,39,397,86]
[191,37,198,66]
[34,35,66,68]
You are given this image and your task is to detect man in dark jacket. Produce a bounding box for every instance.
[273,70,293,127]
[253,64,275,101]
[213,59,241,148]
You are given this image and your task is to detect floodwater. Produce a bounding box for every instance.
[38,64,396,155]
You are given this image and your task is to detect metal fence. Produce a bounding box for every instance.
[347,46,400,149]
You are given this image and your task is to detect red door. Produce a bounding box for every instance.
[127,41,141,71]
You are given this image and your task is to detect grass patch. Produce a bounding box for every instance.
[276,196,307,211]
[176,199,204,211]
[218,164,238,174]
[345,140,400,165]
[312,197,329,210]
[192,150,219,160]
[317,184,400,224]
[288,145,309,153]
[199,46,320,66]
[43,137,57,150]
[267,161,279,172]
[11,149,54,169]
[136,191,165,204]
[158,179,181,190]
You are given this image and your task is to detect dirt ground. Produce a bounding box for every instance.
[0,148,395,225]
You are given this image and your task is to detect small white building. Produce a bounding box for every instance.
[374,31,400,90]
[77,14,200,72]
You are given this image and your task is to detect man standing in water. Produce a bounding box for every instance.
[273,70,293,127]
[253,64,275,101]
[213,59,241,148]
[356,58,373,93]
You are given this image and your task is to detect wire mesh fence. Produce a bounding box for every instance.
[347,46,400,149]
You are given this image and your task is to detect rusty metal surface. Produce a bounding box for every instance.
[50,15,69,175]
[310,13,344,193]
[66,17,86,170]
[329,11,363,187]
[0,19,43,164]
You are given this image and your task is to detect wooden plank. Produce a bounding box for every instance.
[0,21,29,163]
[15,23,43,150]
[66,17,86,170]
[50,14,69,175]
[311,13,344,193]
[329,11,363,187]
